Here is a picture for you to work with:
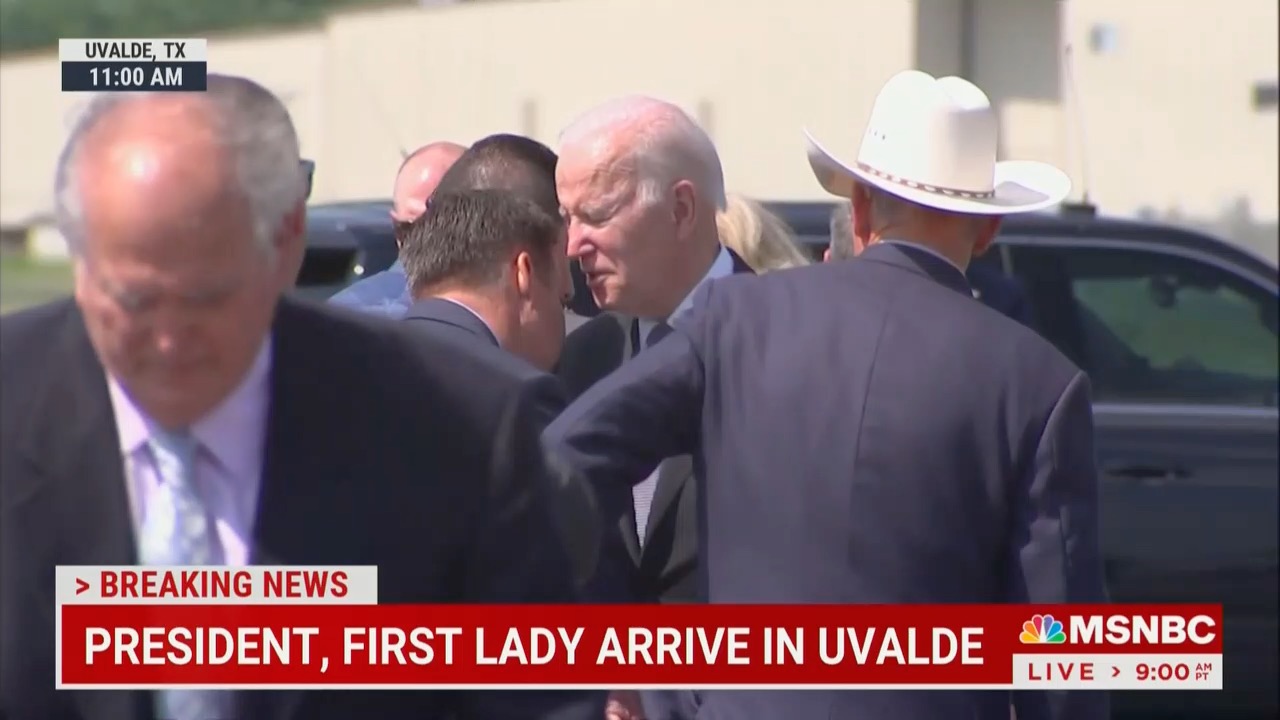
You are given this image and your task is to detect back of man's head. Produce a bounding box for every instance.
[434,134,559,217]
[402,189,560,296]
[392,141,466,226]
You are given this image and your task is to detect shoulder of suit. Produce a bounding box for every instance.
[284,295,560,420]
[0,297,77,365]
[564,311,627,346]
[1,295,76,336]
[327,267,399,303]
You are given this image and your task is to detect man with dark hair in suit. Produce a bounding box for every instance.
[432,132,599,330]
[435,133,561,217]
[545,71,1107,720]
[328,141,465,316]
[1,74,602,720]
[826,201,1035,326]
[402,189,572,372]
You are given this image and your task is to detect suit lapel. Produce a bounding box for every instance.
[637,252,753,563]
[726,246,755,276]
[616,314,644,565]
[242,299,343,720]
[595,314,643,564]
[13,304,150,720]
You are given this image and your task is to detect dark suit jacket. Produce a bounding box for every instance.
[555,249,754,607]
[404,296,502,349]
[0,297,605,720]
[401,296,600,574]
[968,260,1034,327]
[544,243,1109,720]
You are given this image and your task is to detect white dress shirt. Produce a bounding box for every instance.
[108,340,272,567]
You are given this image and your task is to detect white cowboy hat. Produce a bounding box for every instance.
[804,70,1071,215]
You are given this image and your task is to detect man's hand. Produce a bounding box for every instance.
[605,690,646,720]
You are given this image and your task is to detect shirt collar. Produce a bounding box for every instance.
[107,338,273,480]
[669,245,733,323]
[881,240,966,276]
[635,245,732,349]
[436,297,498,340]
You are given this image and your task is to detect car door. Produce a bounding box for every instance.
[1004,235,1278,719]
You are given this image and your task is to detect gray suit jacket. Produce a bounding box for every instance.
[544,243,1109,720]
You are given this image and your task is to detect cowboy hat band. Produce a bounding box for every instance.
[855,161,997,200]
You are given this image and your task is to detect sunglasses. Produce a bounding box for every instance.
[300,159,315,200]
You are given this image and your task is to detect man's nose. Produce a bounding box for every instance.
[566,224,588,259]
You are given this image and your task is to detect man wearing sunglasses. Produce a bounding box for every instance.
[328,141,465,316]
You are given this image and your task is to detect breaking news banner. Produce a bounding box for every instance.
[54,566,1224,692]
[59,38,208,93]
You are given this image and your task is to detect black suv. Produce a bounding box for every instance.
[304,200,1278,718]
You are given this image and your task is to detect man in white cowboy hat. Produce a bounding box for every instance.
[543,70,1108,720]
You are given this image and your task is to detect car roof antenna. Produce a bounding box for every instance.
[1060,0,1096,212]
[343,44,410,161]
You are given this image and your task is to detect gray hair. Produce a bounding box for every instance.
[54,74,305,258]
[863,184,986,242]
[559,95,727,211]
[828,201,853,260]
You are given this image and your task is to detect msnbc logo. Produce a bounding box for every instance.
[1020,614,1066,644]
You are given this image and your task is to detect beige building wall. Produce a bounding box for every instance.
[1065,0,1278,220]
[0,0,1275,239]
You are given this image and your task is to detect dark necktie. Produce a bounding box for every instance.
[631,319,672,358]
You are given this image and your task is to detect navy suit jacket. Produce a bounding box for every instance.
[968,260,1034,327]
[544,243,1108,720]
[404,296,502,349]
[402,297,605,598]
[1,296,605,720]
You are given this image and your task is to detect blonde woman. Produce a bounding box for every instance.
[716,194,811,273]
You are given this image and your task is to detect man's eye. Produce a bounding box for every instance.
[184,288,234,307]
[112,289,154,314]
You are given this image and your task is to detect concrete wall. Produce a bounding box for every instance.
[1065,0,1279,221]
[1,0,1275,250]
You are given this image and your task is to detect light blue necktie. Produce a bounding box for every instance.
[137,429,228,720]
[632,322,673,546]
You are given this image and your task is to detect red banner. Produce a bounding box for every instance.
[57,603,1223,690]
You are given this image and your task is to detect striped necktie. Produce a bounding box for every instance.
[137,428,229,720]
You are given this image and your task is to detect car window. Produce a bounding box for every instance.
[1010,243,1278,407]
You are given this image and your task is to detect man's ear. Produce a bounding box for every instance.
[513,250,534,298]
[850,186,873,249]
[672,180,697,241]
[274,201,308,285]
[823,247,832,263]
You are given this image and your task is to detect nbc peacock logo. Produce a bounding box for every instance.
[1020,613,1066,644]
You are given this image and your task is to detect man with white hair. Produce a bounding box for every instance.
[0,75,603,720]
[545,71,1108,720]
[553,95,753,720]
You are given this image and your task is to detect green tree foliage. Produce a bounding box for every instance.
[0,0,410,56]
